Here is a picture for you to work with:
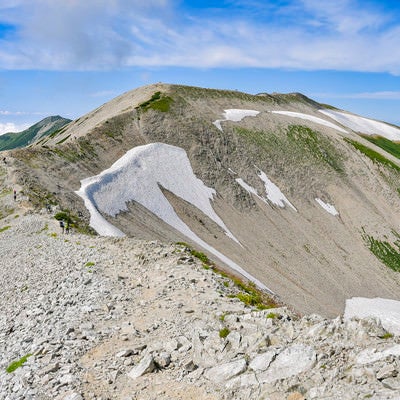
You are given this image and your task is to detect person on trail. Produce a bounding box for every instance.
[66,222,70,234]
[13,190,16,201]
[60,220,65,234]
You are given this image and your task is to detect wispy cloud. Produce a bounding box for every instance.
[1,0,400,73]
[0,122,29,135]
[312,91,400,100]
[0,110,42,115]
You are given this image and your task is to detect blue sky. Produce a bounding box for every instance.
[2,0,400,134]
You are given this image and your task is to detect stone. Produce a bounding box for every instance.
[116,349,134,358]
[356,345,400,365]
[382,377,400,391]
[258,345,316,384]
[249,350,276,372]
[154,352,171,368]
[377,364,397,380]
[204,359,247,384]
[127,355,156,379]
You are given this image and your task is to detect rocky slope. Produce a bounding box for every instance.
[0,197,399,400]
[2,83,400,318]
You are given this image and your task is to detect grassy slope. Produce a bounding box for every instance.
[0,116,71,151]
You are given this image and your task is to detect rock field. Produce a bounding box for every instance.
[0,208,399,400]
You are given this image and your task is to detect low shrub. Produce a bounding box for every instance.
[6,354,32,373]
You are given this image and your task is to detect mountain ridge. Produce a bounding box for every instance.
[0,115,71,151]
[2,83,400,317]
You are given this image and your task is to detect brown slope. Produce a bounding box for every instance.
[3,83,400,317]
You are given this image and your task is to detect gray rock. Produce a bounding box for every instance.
[258,345,316,384]
[127,354,156,379]
[249,350,276,372]
[377,364,397,380]
[204,359,247,384]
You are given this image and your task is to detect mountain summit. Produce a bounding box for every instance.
[4,83,400,316]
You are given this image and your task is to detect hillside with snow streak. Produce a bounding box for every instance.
[320,109,400,140]
[76,142,272,293]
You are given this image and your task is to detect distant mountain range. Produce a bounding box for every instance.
[0,115,71,151]
[3,83,400,317]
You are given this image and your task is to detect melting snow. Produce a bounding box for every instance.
[344,297,400,335]
[76,142,274,293]
[258,170,297,211]
[271,111,348,133]
[315,198,339,216]
[319,109,400,141]
[236,170,296,211]
[213,109,260,131]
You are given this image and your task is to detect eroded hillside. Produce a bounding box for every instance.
[4,83,400,316]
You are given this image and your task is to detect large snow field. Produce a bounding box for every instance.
[320,109,400,141]
[271,111,348,134]
[344,297,400,335]
[213,109,260,131]
[76,142,274,293]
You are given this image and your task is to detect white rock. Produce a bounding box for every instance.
[356,345,400,365]
[204,359,247,384]
[249,350,276,372]
[258,345,316,383]
[127,354,155,379]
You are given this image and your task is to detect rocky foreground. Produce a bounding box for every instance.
[0,212,400,400]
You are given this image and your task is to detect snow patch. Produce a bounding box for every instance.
[236,171,296,212]
[344,297,400,335]
[213,109,259,131]
[319,109,400,141]
[258,170,297,211]
[76,142,274,293]
[271,111,348,133]
[315,198,339,216]
[76,142,238,242]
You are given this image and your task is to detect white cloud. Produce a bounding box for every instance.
[0,122,29,135]
[1,0,400,73]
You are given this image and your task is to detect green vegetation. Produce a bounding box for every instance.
[380,332,394,339]
[85,261,95,267]
[176,242,210,264]
[266,312,278,319]
[175,242,278,310]
[362,135,400,160]
[0,225,11,233]
[287,125,344,173]
[219,327,230,338]
[56,134,71,144]
[362,229,400,272]
[345,138,400,172]
[53,209,91,235]
[0,116,70,151]
[6,354,32,373]
[54,211,73,225]
[136,91,173,113]
[234,125,344,174]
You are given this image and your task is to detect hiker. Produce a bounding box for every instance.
[2,157,6,164]
[13,189,16,201]
[59,220,65,233]
[66,222,70,234]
